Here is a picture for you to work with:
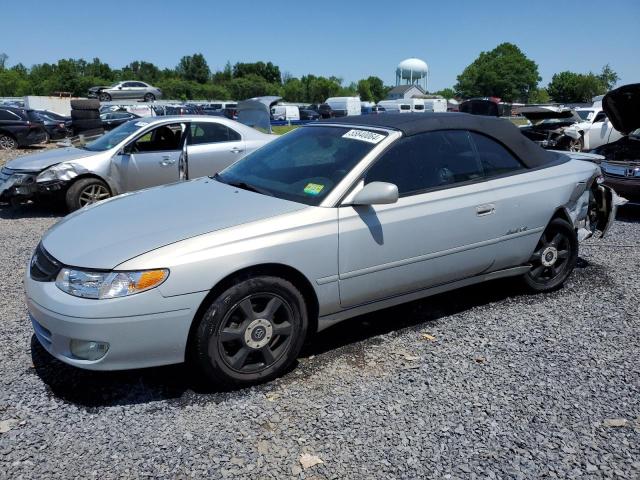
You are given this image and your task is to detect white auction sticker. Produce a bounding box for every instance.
[134,121,149,127]
[342,129,385,144]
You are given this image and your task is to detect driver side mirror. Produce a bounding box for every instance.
[120,144,133,155]
[347,182,399,206]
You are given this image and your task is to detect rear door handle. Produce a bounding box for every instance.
[159,156,175,166]
[476,204,495,216]
[230,147,244,154]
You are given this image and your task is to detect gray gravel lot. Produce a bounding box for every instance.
[0,184,638,478]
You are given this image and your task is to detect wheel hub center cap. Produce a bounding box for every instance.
[244,319,273,349]
[541,246,558,267]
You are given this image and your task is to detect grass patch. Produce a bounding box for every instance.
[271,125,299,135]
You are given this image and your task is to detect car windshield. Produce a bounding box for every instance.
[577,110,594,121]
[82,120,143,151]
[630,128,640,139]
[216,126,387,206]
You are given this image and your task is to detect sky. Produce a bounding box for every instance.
[2,0,639,91]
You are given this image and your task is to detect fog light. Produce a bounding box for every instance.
[69,339,110,361]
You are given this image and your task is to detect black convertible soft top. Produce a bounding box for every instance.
[318,112,564,169]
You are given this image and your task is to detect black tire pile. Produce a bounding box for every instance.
[70,99,103,137]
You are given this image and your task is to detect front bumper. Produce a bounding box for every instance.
[25,270,208,370]
[0,168,68,202]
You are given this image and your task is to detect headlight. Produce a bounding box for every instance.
[55,268,169,299]
[36,163,79,183]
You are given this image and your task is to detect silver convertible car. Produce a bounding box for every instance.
[25,113,618,387]
[0,116,275,211]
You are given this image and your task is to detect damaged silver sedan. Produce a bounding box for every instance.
[26,113,619,387]
[0,116,275,211]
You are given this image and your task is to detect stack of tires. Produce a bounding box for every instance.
[70,99,103,137]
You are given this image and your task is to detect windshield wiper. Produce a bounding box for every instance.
[214,174,273,196]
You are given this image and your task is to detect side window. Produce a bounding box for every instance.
[593,112,607,123]
[131,123,182,152]
[0,109,21,121]
[133,82,147,88]
[470,132,524,177]
[189,122,241,145]
[365,130,481,196]
[122,82,135,88]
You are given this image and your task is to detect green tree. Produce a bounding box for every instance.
[433,87,456,99]
[176,53,210,84]
[357,79,373,101]
[0,53,8,70]
[528,88,551,104]
[232,61,281,84]
[228,74,280,100]
[547,71,607,103]
[454,42,540,102]
[598,64,619,91]
[365,76,386,102]
[281,77,305,102]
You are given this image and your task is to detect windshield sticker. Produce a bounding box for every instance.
[134,121,149,127]
[303,183,325,196]
[342,129,385,144]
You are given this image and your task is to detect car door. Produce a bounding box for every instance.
[112,122,185,192]
[585,111,611,149]
[337,130,501,308]
[186,121,246,178]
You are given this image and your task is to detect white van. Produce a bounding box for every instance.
[377,100,412,113]
[271,105,300,121]
[423,98,447,112]
[325,97,361,116]
[405,99,425,112]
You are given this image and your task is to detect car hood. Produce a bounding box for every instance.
[516,106,580,123]
[89,86,110,92]
[4,147,93,172]
[603,83,640,135]
[42,178,308,269]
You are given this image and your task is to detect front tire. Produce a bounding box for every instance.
[567,136,583,152]
[98,92,112,102]
[192,276,308,388]
[65,177,111,211]
[522,218,578,292]
[144,93,155,102]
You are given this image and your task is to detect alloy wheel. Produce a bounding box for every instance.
[215,293,294,373]
[78,184,110,206]
[527,228,571,284]
[0,135,17,150]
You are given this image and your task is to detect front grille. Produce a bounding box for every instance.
[30,243,62,282]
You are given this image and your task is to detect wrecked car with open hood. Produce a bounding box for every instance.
[517,105,583,150]
[591,83,640,204]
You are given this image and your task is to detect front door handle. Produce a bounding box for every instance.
[159,157,175,166]
[476,204,495,216]
[230,147,244,154]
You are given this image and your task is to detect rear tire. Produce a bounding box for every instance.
[191,276,308,388]
[65,177,111,212]
[0,133,18,150]
[522,218,578,292]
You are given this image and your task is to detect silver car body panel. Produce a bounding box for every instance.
[25,123,617,371]
[1,116,275,199]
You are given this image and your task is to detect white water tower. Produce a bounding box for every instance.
[396,58,429,91]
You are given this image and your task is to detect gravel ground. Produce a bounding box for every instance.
[0,144,58,169]
[0,157,638,478]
